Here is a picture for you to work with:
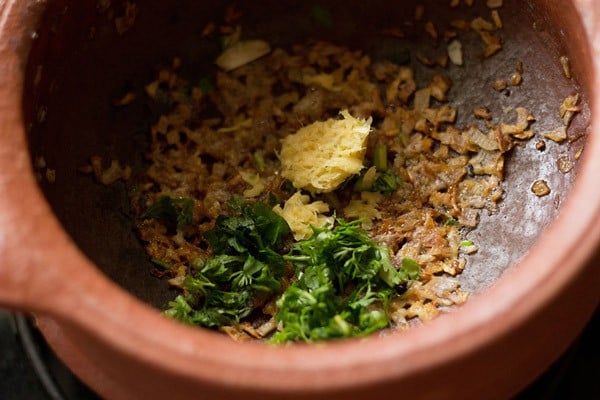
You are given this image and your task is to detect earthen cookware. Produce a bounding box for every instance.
[0,0,599,399]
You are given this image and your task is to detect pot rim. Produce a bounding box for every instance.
[1,0,599,395]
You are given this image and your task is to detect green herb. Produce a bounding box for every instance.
[143,196,194,230]
[353,168,401,196]
[353,144,401,196]
[399,257,421,281]
[163,202,420,341]
[204,201,290,266]
[282,179,296,193]
[164,290,253,328]
[267,192,282,208]
[373,144,401,196]
[151,258,172,270]
[226,194,245,213]
[271,219,420,343]
[373,144,389,172]
[164,201,291,328]
[460,239,474,247]
[372,170,401,196]
[444,218,459,226]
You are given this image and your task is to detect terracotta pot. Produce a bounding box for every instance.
[0,0,599,399]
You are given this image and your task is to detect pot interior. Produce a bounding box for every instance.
[23,0,590,309]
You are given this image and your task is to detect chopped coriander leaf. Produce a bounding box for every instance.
[226,194,245,213]
[353,160,401,196]
[372,170,401,196]
[164,290,253,329]
[267,192,282,207]
[143,196,194,230]
[164,200,291,329]
[282,179,296,193]
[399,257,421,281]
[273,219,420,343]
[271,280,337,342]
[205,201,290,264]
[164,203,421,340]
[444,218,459,226]
[164,295,194,322]
[373,143,402,196]
[230,254,282,292]
[460,239,474,247]
[284,219,392,289]
[377,249,401,287]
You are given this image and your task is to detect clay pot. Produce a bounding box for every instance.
[0,0,598,399]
